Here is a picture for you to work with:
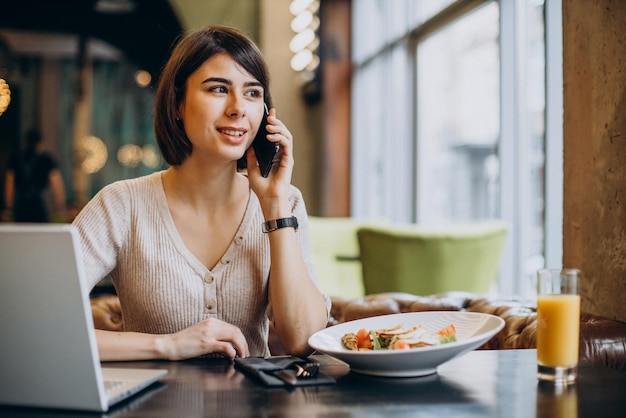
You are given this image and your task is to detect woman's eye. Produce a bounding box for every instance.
[246,89,263,98]
[209,85,228,94]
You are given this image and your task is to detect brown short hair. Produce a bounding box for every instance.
[154,25,273,166]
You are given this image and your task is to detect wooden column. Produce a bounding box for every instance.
[563,0,626,322]
[319,0,351,216]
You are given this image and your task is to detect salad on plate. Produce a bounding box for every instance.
[341,323,457,351]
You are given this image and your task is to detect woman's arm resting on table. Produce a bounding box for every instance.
[96,317,250,361]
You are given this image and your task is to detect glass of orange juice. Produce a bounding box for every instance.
[536,268,581,384]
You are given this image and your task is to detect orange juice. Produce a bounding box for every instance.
[537,294,581,368]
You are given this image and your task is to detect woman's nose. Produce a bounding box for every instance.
[226,95,246,117]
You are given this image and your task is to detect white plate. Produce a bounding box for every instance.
[308,311,505,377]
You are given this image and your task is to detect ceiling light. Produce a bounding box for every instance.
[291,49,313,72]
[289,28,316,53]
[289,0,315,15]
[291,11,313,33]
[290,0,322,102]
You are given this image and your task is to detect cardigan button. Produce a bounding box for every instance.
[203,273,214,284]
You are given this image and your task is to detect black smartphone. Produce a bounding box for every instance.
[252,103,279,177]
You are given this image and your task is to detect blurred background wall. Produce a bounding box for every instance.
[0,0,348,216]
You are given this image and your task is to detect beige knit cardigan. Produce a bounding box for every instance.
[73,171,330,357]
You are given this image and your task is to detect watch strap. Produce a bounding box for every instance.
[262,216,299,233]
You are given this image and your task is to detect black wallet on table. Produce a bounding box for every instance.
[234,356,336,387]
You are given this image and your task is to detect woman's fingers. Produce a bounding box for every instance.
[266,109,293,148]
[167,318,249,360]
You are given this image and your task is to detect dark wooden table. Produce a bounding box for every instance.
[1,349,625,417]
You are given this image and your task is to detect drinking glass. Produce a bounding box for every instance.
[536,268,581,384]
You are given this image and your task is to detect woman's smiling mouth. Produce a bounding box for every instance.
[218,128,246,137]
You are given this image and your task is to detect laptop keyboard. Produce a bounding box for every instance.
[104,380,129,392]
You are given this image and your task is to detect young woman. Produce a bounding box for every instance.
[73,25,330,361]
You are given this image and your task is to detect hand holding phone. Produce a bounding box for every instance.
[252,103,280,177]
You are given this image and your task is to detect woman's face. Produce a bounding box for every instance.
[179,52,265,164]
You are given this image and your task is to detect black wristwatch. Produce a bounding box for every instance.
[262,216,299,233]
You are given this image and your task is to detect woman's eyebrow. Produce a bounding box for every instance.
[202,77,263,89]
[203,77,231,84]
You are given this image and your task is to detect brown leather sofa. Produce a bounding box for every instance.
[90,291,626,370]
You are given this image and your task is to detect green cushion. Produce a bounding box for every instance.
[357,221,508,295]
[308,216,370,299]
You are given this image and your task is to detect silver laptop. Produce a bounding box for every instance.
[0,223,167,412]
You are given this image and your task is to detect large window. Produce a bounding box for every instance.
[351,0,562,297]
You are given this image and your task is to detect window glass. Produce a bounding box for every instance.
[519,0,548,296]
[352,0,387,61]
[354,0,457,62]
[416,3,499,223]
[351,42,413,220]
[412,0,456,25]
[351,57,386,217]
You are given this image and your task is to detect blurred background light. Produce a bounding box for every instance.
[134,70,151,87]
[117,144,142,167]
[141,144,161,168]
[291,49,313,72]
[0,78,10,116]
[81,135,108,174]
[289,28,316,53]
[289,0,315,16]
[289,0,321,76]
[291,10,314,33]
